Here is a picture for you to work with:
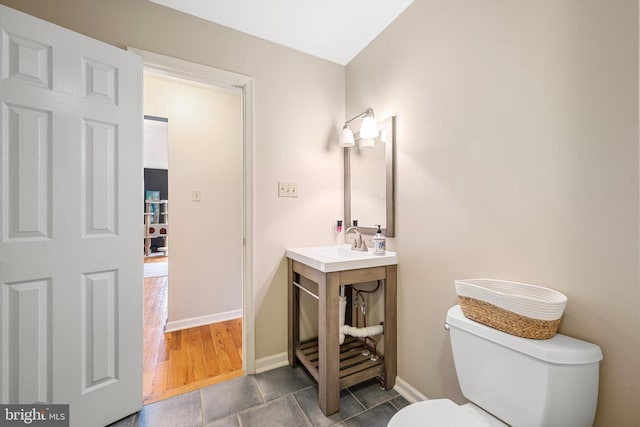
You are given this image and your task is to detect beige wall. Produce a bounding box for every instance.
[144,74,243,325]
[347,1,639,425]
[0,0,346,360]
[4,1,639,425]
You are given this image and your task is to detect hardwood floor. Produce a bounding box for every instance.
[143,257,243,404]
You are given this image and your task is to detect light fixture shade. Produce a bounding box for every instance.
[380,127,387,143]
[360,115,379,139]
[339,125,355,147]
[359,138,375,150]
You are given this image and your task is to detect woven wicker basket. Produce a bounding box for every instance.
[455,279,567,340]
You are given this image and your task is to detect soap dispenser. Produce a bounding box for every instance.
[372,225,386,255]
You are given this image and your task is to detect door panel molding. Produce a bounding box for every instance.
[1,278,52,403]
[81,119,118,237]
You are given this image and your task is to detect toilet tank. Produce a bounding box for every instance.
[446,305,602,427]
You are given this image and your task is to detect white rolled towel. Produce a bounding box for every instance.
[338,295,384,344]
[341,324,384,341]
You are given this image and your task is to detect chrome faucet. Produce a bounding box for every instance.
[345,227,367,252]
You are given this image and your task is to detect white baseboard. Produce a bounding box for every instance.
[164,309,242,333]
[254,352,289,373]
[393,376,428,404]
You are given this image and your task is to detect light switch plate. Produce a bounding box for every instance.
[278,182,298,198]
[192,189,201,202]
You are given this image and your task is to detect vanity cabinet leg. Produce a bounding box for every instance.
[288,259,298,367]
[318,272,340,415]
[384,264,397,389]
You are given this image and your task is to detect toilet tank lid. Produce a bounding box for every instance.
[446,305,603,365]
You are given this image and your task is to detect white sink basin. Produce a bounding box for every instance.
[286,245,397,273]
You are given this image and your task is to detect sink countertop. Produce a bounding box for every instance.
[286,244,397,273]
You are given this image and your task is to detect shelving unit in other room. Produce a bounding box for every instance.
[144,199,168,256]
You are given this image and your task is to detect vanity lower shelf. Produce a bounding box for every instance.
[295,336,385,390]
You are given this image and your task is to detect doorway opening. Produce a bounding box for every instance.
[132,47,255,403]
[142,257,243,403]
[143,115,169,260]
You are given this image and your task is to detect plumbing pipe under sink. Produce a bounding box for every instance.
[338,295,383,345]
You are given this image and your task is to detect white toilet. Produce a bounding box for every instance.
[389,305,603,427]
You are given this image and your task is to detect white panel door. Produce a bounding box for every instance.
[0,5,143,426]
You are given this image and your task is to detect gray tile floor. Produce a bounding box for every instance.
[109,366,408,427]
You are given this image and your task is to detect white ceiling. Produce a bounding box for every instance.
[149,0,414,65]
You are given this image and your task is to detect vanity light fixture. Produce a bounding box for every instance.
[339,124,355,147]
[358,138,375,149]
[359,111,379,139]
[338,108,379,147]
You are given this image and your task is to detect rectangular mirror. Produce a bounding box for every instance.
[344,115,395,237]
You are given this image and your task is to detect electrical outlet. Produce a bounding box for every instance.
[278,182,298,198]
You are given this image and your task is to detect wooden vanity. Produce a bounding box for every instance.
[286,246,397,416]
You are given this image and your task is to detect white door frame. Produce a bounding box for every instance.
[129,47,256,374]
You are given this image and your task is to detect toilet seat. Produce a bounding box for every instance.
[388,399,495,427]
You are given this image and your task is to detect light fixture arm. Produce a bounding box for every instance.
[344,108,375,126]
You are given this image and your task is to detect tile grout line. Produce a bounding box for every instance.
[346,387,366,411]
[289,391,314,427]
[319,387,368,426]
[337,384,402,425]
[252,376,267,404]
